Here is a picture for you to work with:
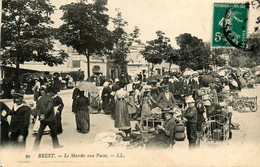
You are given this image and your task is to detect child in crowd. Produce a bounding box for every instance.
[127,90,136,120]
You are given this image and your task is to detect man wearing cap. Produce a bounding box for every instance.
[157,85,176,110]
[33,87,63,150]
[9,90,31,150]
[146,109,176,149]
[183,96,197,148]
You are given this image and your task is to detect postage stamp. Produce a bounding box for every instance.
[212,3,249,48]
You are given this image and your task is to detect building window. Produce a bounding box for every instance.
[72,60,81,68]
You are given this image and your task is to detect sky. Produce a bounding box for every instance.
[50,0,259,47]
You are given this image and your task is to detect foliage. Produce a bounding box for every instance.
[141,31,172,74]
[246,33,260,60]
[175,33,211,71]
[211,48,227,67]
[69,70,85,83]
[1,0,68,68]
[110,9,140,70]
[224,33,260,68]
[57,0,111,79]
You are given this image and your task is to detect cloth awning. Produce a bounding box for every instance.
[4,63,78,73]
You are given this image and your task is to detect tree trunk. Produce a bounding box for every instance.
[168,62,172,75]
[87,55,90,81]
[151,63,155,76]
[15,62,20,90]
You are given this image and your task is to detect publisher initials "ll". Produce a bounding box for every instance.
[117,153,124,158]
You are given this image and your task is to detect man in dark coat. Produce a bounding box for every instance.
[33,88,63,150]
[9,90,31,150]
[53,76,61,93]
[157,85,176,110]
[177,76,184,95]
[183,96,197,148]
[1,101,11,146]
[52,90,64,134]
[168,79,176,95]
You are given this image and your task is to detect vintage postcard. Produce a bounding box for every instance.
[1,0,260,167]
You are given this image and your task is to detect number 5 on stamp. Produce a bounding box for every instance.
[212,3,248,48]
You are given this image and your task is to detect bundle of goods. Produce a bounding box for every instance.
[90,92,101,111]
[149,107,162,119]
[174,122,186,141]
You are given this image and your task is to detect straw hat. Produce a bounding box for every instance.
[186,96,195,103]
[103,81,109,87]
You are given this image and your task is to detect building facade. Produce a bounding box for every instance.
[126,43,150,80]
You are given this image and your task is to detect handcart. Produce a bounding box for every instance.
[89,92,102,113]
[202,114,230,142]
[232,96,258,112]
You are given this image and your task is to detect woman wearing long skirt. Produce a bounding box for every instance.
[102,82,111,114]
[72,88,80,130]
[114,82,130,130]
[74,91,90,133]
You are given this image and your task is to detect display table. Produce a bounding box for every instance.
[140,117,163,129]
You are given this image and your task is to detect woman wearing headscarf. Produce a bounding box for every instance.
[101,82,111,115]
[140,87,156,118]
[74,91,90,133]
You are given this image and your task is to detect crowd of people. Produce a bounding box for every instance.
[0,72,74,99]
[1,85,64,150]
[0,66,255,150]
[91,67,253,149]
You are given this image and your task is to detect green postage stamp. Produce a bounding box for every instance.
[212,3,249,48]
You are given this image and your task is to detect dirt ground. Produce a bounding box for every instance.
[1,85,260,167]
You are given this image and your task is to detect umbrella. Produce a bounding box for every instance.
[76,81,98,93]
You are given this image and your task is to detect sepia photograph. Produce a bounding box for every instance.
[0,0,260,166]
